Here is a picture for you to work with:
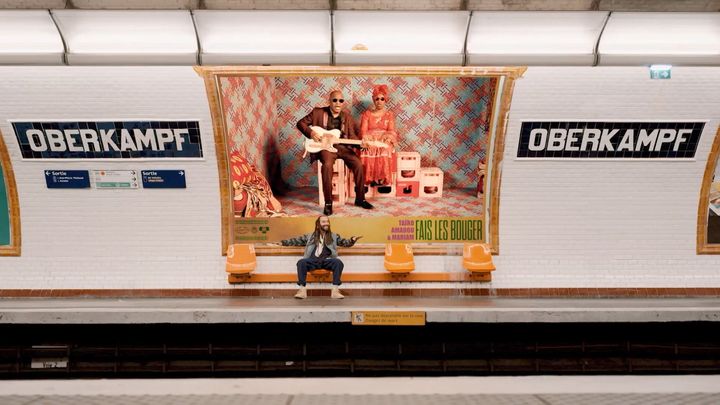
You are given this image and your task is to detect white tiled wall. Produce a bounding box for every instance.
[0,66,225,289]
[0,66,719,290]
[496,66,720,288]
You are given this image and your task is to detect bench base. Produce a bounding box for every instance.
[228,271,492,284]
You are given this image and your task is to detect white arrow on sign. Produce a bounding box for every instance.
[179,171,184,176]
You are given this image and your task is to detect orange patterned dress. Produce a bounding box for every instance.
[360,109,397,185]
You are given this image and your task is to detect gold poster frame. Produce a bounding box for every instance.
[697,124,720,254]
[0,129,21,256]
[194,66,526,256]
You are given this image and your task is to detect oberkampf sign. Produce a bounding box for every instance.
[12,121,203,159]
[517,122,703,159]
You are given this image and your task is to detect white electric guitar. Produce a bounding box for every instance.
[303,126,389,155]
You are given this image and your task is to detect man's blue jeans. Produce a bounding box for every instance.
[296,258,344,286]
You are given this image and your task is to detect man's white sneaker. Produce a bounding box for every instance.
[294,287,307,299]
[331,286,344,299]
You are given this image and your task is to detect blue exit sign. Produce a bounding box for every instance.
[45,170,90,189]
[141,170,186,189]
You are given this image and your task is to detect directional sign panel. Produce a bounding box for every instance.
[44,170,90,189]
[351,311,426,326]
[93,170,139,189]
[141,170,186,189]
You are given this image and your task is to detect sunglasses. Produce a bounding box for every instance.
[374,97,385,101]
[332,98,345,103]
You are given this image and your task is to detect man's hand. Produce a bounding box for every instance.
[310,129,323,142]
[350,236,363,243]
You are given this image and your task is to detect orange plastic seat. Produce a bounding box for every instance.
[384,243,415,273]
[307,269,332,282]
[225,244,256,274]
[462,243,495,273]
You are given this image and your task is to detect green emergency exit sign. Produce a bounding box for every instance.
[650,65,672,80]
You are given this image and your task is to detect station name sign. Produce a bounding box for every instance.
[12,121,203,159]
[517,122,703,159]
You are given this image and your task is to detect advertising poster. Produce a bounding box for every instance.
[0,163,9,246]
[219,74,496,245]
[708,157,720,244]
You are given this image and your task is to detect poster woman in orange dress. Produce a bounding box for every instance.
[359,84,397,186]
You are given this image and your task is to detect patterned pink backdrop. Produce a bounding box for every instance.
[220,76,279,180]
[221,75,496,189]
[275,76,353,187]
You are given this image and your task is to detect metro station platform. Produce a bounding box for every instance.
[2,297,719,378]
[0,297,719,324]
[0,376,719,404]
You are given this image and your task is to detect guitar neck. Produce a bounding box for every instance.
[335,139,362,146]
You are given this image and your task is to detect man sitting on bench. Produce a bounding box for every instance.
[280,215,362,299]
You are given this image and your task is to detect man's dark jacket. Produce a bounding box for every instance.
[296,106,360,141]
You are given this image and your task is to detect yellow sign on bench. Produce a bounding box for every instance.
[351,311,426,326]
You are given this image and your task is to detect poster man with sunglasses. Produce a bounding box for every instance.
[297,90,374,216]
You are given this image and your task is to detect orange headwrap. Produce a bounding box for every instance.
[372,84,389,99]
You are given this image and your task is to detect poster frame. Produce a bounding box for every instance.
[194,66,526,256]
[0,128,21,256]
[697,124,720,254]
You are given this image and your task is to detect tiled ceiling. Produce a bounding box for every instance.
[1,0,719,11]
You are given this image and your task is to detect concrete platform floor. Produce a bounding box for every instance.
[0,376,719,404]
[0,297,719,323]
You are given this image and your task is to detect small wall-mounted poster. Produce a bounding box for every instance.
[0,130,20,255]
[708,158,720,244]
[93,170,139,189]
[0,164,9,246]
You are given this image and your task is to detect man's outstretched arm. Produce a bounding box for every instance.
[281,234,309,247]
[335,234,362,248]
